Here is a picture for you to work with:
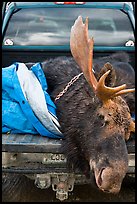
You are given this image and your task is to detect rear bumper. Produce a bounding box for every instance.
[2,133,135,175]
[2,152,135,175]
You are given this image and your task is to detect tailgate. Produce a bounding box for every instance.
[2,134,68,174]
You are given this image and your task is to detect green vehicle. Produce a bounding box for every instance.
[2,2,135,201]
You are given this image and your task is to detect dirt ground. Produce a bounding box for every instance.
[2,174,135,202]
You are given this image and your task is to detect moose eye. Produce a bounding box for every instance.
[99,114,104,120]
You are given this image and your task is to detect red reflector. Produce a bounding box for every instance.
[55,2,85,4]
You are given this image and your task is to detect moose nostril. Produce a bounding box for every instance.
[97,174,102,186]
[97,167,105,187]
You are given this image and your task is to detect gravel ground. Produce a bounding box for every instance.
[2,174,135,202]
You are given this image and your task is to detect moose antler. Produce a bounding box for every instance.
[70,16,135,102]
[70,16,97,92]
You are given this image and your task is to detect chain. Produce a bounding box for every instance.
[55,72,83,102]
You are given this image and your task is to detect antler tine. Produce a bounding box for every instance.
[96,63,135,101]
[129,120,135,133]
[70,16,97,92]
[96,67,135,101]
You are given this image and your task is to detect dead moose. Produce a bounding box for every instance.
[27,16,135,194]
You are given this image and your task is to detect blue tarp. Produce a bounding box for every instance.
[2,62,63,138]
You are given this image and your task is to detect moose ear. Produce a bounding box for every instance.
[97,62,116,87]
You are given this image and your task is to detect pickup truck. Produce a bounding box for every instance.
[2,2,135,202]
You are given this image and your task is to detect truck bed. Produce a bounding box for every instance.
[2,134,63,153]
[2,133,135,153]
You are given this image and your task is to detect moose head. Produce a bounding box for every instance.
[69,16,135,193]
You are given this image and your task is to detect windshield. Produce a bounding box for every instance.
[3,7,134,47]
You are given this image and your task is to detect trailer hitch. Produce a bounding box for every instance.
[52,173,75,201]
[34,173,75,201]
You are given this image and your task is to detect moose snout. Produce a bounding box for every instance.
[95,166,124,194]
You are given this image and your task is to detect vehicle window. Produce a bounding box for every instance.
[3,7,134,46]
